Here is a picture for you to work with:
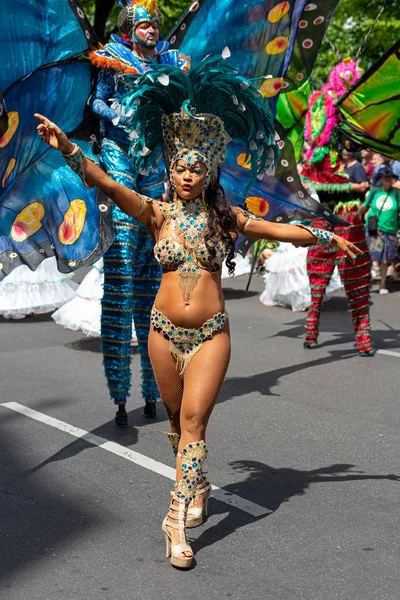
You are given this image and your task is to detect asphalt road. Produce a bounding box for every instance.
[1,273,400,600]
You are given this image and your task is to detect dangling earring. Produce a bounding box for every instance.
[201,187,207,209]
[169,177,176,203]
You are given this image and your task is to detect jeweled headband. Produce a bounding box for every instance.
[161,109,227,186]
[117,0,161,37]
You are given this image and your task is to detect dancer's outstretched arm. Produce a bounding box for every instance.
[235,210,363,263]
[35,114,155,229]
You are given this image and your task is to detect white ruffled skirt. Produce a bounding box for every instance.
[0,257,78,317]
[260,243,342,312]
[52,258,137,342]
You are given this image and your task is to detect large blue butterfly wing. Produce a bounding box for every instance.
[0,0,97,92]
[168,0,344,226]
[0,1,113,280]
[283,1,340,90]
[167,0,308,114]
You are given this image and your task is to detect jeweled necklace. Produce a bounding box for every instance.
[131,47,158,64]
[170,195,208,302]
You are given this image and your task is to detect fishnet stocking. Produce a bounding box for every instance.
[148,326,183,434]
[148,323,231,482]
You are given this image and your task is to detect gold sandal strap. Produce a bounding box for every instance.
[164,517,185,531]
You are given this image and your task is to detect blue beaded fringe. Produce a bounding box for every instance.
[100,140,165,405]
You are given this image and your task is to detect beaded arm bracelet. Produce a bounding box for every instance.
[63,143,93,189]
[63,145,152,220]
[296,224,334,247]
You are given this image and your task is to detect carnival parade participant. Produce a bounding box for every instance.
[260,242,342,312]
[301,60,374,357]
[359,166,400,295]
[0,258,78,319]
[35,55,361,570]
[52,258,138,343]
[89,0,189,425]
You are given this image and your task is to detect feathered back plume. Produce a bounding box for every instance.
[132,0,159,13]
[120,53,278,190]
[116,0,158,8]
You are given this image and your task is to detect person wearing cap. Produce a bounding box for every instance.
[359,166,400,294]
[371,156,400,186]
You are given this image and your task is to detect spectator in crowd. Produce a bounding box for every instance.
[361,149,375,181]
[371,155,400,185]
[359,166,400,294]
[342,150,370,201]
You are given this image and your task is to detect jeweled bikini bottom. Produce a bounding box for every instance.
[150,306,228,377]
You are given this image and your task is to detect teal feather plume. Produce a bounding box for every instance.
[120,54,278,187]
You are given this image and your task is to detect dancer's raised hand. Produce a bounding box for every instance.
[34,113,74,155]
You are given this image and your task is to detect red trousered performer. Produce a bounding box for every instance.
[305,198,373,356]
[301,60,374,357]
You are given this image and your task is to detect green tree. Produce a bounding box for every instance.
[312,0,400,87]
[159,0,190,35]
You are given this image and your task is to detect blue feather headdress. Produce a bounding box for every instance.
[120,52,279,190]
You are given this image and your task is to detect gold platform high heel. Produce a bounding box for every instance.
[162,496,193,569]
[162,440,208,568]
[168,433,211,529]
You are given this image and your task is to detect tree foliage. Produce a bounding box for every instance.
[79,0,400,81]
[312,0,400,87]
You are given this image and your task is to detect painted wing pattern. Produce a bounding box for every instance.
[0,0,113,281]
[337,40,400,160]
[167,0,345,227]
[0,91,7,138]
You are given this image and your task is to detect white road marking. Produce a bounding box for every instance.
[0,402,271,518]
[377,349,400,358]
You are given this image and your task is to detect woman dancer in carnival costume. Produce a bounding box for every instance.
[300,59,375,356]
[36,55,361,569]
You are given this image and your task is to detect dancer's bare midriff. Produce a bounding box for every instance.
[155,268,225,328]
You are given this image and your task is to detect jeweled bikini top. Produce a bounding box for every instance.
[154,198,226,302]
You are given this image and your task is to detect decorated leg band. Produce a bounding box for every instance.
[63,143,93,189]
[176,441,208,504]
[296,224,334,247]
[167,432,180,457]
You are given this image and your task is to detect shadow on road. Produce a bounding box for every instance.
[25,346,361,474]
[218,349,356,401]
[0,419,100,583]
[65,338,140,355]
[266,317,400,353]
[222,287,259,301]
[193,460,400,553]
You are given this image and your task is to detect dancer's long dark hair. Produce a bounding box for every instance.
[203,169,237,276]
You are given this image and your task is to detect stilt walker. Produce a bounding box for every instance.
[89,0,189,425]
[301,60,374,356]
